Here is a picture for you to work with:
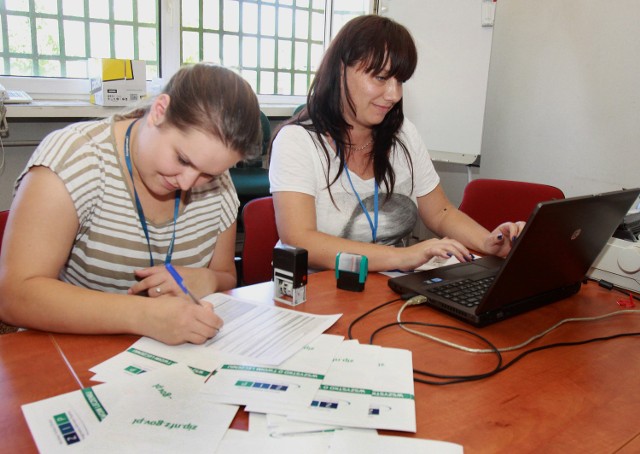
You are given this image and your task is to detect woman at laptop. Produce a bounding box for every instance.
[0,64,262,344]
[269,15,525,272]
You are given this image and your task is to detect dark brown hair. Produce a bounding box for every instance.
[274,15,418,199]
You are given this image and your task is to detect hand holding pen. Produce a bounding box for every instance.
[165,263,221,336]
[165,263,202,306]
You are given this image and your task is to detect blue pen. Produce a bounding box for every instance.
[165,264,201,305]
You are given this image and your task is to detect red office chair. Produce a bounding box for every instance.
[0,210,9,257]
[241,196,279,285]
[0,210,18,334]
[459,178,565,231]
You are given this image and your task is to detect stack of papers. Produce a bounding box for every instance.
[202,336,416,433]
[21,293,463,453]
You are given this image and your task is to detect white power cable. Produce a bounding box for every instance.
[397,298,640,353]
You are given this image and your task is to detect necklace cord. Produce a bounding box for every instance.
[349,138,373,152]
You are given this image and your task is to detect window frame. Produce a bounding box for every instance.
[0,0,374,107]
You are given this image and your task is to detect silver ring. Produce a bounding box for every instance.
[155,287,161,294]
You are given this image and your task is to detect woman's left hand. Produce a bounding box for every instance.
[483,221,526,257]
[129,265,184,298]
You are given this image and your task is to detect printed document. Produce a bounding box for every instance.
[22,365,237,453]
[199,334,344,414]
[88,293,341,383]
[287,342,416,432]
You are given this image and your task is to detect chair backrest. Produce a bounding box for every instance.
[259,110,271,156]
[0,209,19,334]
[458,178,565,231]
[229,111,270,200]
[241,196,279,285]
[0,210,8,257]
[236,111,271,169]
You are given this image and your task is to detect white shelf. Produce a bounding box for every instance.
[5,100,119,118]
[5,100,297,119]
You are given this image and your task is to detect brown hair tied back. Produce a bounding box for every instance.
[161,63,262,161]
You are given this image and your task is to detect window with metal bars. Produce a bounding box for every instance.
[182,0,369,96]
[0,0,371,99]
[0,0,160,79]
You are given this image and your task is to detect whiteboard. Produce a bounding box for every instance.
[382,0,494,164]
[480,0,640,196]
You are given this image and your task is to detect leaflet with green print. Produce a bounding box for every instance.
[199,334,344,415]
[21,364,237,453]
[284,341,416,432]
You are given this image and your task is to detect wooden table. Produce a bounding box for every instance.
[2,272,640,453]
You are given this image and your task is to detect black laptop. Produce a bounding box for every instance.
[388,188,640,327]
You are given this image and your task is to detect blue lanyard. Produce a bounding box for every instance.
[343,154,379,243]
[124,119,181,266]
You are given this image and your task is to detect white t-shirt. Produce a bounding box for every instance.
[269,119,440,246]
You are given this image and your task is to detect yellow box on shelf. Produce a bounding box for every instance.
[89,58,146,107]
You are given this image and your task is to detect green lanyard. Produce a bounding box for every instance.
[124,119,181,266]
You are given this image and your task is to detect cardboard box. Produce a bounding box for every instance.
[89,58,146,106]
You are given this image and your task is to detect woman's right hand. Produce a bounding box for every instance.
[397,237,474,272]
[139,296,223,345]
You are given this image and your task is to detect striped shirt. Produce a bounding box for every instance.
[16,117,240,293]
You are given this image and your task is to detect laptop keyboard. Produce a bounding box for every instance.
[428,276,495,307]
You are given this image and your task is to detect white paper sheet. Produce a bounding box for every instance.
[216,427,333,454]
[22,365,238,453]
[287,342,381,428]
[88,293,342,384]
[89,346,221,384]
[263,413,341,438]
[200,334,344,415]
[328,430,464,454]
[22,383,117,452]
[367,347,416,432]
[381,255,462,278]
[81,390,237,453]
[216,413,377,454]
[284,343,417,432]
[204,294,341,364]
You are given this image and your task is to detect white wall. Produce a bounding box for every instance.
[12,3,637,211]
[480,0,640,197]
[2,3,494,214]
[382,0,494,163]
[382,0,491,239]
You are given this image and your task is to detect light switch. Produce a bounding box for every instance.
[481,0,496,27]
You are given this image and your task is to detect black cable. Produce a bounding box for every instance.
[369,321,503,385]
[346,295,408,340]
[496,331,640,373]
[348,292,640,386]
[587,277,637,298]
[347,296,503,384]
[412,331,640,385]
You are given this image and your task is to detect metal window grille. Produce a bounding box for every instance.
[181,0,367,96]
[0,0,367,95]
[0,0,160,79]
